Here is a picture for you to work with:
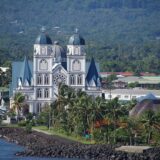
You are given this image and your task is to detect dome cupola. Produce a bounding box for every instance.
[68,29,85,45]
[35,28,52,45]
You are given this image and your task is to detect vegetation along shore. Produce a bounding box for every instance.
[0,127,160,160]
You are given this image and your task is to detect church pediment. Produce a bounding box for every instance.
[52,63,67,75]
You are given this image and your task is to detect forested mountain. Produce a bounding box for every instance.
[0,0,160,73]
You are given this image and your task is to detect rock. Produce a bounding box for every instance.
[0,127,160,160]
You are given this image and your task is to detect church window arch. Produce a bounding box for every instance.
[39,59,48,70]
[74,46,79,54]
[77,74,82,85]
[72,60,81,71]
[70,75,75,85]
[44,74,49,85]
[44,88,49,98]
[37,88,42,98]
[37,103,42,113]
[37,74,42,84]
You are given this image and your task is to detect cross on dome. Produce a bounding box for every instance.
[75,28,79,34]
[41,26,46,33]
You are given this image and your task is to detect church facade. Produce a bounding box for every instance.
[10,31,102,113]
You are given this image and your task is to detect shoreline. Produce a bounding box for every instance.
[0,127,160,160]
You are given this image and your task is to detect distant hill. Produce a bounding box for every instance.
[0,0,160,73]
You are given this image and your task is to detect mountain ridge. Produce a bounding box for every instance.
[0,0,160,73]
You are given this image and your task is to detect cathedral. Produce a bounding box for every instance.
[10,30,102,113]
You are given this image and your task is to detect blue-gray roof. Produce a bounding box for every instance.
[20,56,32,85]
[10,57,33,97]
[69,33,85,45]
[86,58,101,87]
[137,93,157,102]
[35,33,52,45]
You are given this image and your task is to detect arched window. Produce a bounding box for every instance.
[44,74,49,85]
[77,75,82,85]
[37,74,42,84]
[74,47,79,54]
[37,103,42,113]
[25,95,29,100]
[72,60,81,71]
[39,59,48,70]
[70,75,75,85]
[37,88,42,98]
[44,88,49,98]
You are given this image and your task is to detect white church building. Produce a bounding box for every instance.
[10,31,102,114]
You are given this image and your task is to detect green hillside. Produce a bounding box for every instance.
[0,0,160,73]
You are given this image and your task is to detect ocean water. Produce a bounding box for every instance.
[0,139,78,160]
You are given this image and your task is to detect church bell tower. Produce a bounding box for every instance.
[67,30,86,90]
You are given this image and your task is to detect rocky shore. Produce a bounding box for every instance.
[0,127,160,160]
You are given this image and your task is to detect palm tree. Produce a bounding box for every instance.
[12,92,25,121]
[71,90,89,134]
[52,83,76,132]
[88,96,106,138]
[106,97,125,143]
[125,117,139,145]
[139,110,160,144]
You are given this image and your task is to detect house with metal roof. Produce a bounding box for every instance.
[112,76,160,89]
[10,30,101,113]
[103,88,160,101]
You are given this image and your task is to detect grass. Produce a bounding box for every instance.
[0,123,19,128]
[33,126,95,144]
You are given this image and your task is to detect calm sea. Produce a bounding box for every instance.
[0,139,78,160]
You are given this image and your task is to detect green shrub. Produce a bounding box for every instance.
[26,121,32,133]
[93,128,104,142]
[26,113,33,121]
[31,119,36,126]
[18,120,26,127]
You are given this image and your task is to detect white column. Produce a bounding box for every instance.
[29,103,33,113]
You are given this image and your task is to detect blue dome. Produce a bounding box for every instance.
[68,33,85,45]
[35,33,52,45]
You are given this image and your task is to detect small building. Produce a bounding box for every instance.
[129,94,160,117]
[100,72,156,78]
[0,87,9,99]
[112,76,160,89]
[0,67,9,73]
[103,88,160,101]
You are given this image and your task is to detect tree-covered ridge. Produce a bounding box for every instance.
[0,0,160,73]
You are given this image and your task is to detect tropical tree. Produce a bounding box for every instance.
[71,90,90,134]
[12,92,25,121]
[106,97,126,143]
[51,83,76,132]
[139,110,160,144]
[124,117,139,145]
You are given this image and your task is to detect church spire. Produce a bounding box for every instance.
[20,56,32,85]
[86,57,101,87]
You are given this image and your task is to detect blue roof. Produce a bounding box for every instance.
[86,57,101,87]
[137,93,157,102]
[20,56,32,85]
[10,57,33,96]
[35,33,52,45]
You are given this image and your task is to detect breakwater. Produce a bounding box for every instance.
[0,127,160,160]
